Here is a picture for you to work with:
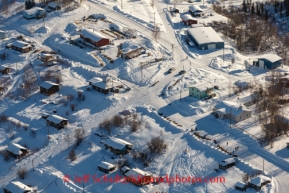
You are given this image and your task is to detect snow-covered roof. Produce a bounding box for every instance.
[80,29,108,43]
[12,41,30,48]
[238,95,254,104]
[187,27,224,45]
[215,101,250,116]
[7,143,27,155]
[98,161,115,170]
[88,77,103,84]
[121,166,130,172]
[124,168,151,179]
[219,158,235,166]
[4,181,33,193]
[191,24,204,28]
[235,181,247,188]
[46,114,67,124]
[105,137,132,150]
[249,175,271,186]
[91,77,122,90]
[40,81,59,89]
[196,130,208,137]
[258,54,282,63]
[181,14,197,21]
[23,7,45,15]
[0,65,9,71]
[189,82,213,92]
[47,2,59,8]
[189,5,202,13]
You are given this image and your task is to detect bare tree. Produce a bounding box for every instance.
[74,128,85,146]
[152,26,161,42]
[64,133,72,149]
[17,167,28,179]
[68,149,76,161]
[147,136,167,154]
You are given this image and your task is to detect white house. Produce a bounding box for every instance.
[213,101,252,122]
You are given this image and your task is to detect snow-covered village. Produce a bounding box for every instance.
[1,0,289,192]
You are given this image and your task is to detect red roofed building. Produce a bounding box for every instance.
[80,29,110,47]
[181,14,198,26]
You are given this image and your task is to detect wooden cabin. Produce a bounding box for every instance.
[98,161,116,174]
[46,114,68,129]
[124,168,152,186]
[218,158,236,170]
[104,137,132,155]
[39,81,59,96]
[6,143,28,159]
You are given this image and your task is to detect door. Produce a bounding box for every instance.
[259,60,264,68]
[208,44,216,50]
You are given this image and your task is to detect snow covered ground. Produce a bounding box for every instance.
[0,0,289,193]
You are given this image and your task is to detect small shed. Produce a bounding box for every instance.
[23,7,46,19]
[181,14,198,26]
[98,161,116,174]
[104,137,132,155]
[0,30,8,40]
[0,65,10,75]
[124,168,152,186]
[47,2,61,10]
[11,41,32,53]
[256,54,282,70]
[122,47,146,60]
[39,81,59,96]
[170,7,179,13]
[218,158,236,170]
[4,181,33,193]
[41,112,50,119]
[195,130,208,138]
[38,53,54,62]
[6,143,28,159]
[235,181,248,191]
[46,114,68,129]
[121,166,130,175]
[248,175,271,191]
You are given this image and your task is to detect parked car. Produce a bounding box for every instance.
[179,70,186,75]
[168,67,175,73]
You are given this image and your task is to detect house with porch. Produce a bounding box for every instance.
[213,101,252,123]
[39,81,59,96]
[189,82,214,99]
[181,14,198,26]
[23,7,46,19]
[89,77,123,94]
[188,5,204,17]
[98,161,116,174]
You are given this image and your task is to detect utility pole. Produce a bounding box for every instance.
[230,108,232,128]
[263,159,264,173]
[111,78,114,96]
[171,44,174,60]
[32,159,34,172]
[154,12,156,31]
[121,0,123,10]
[180,89,181,102]
[43,16,45,28]
[223,46,224,64]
